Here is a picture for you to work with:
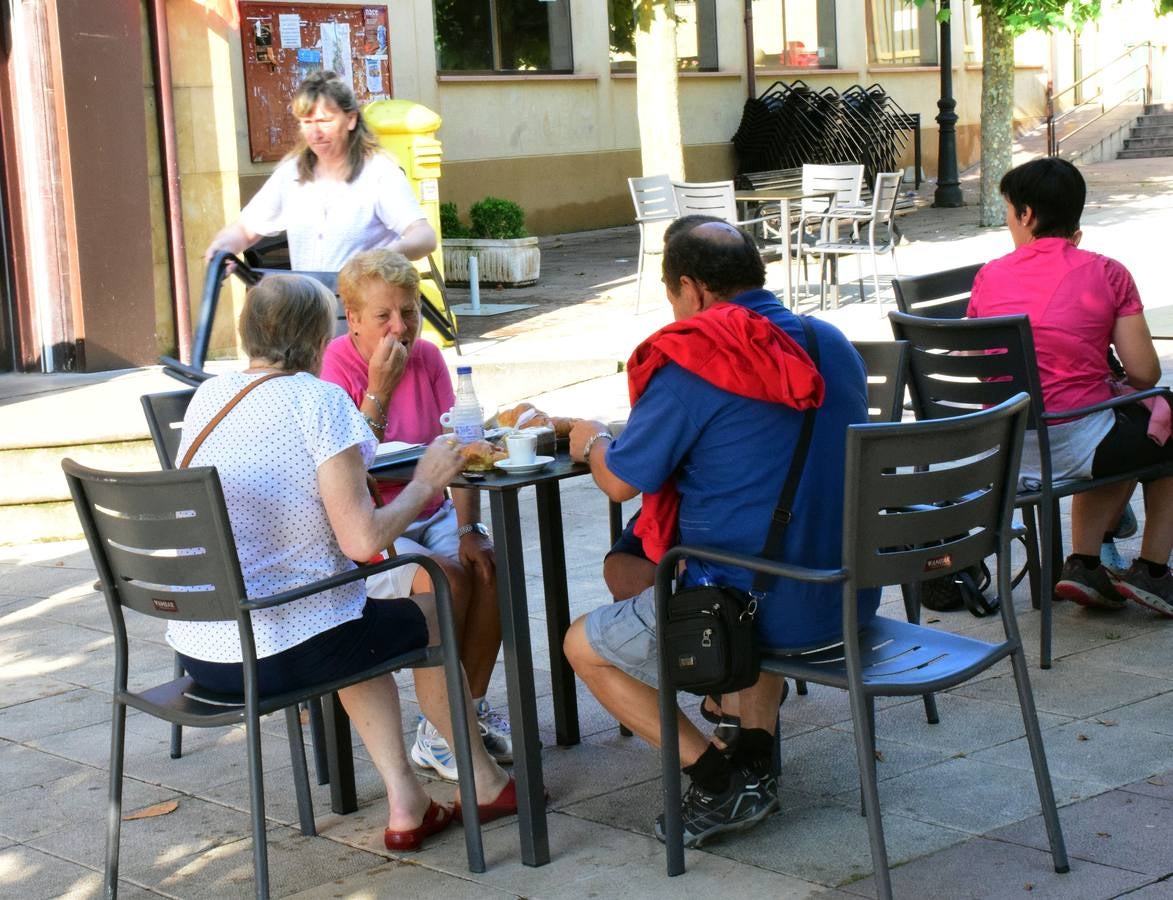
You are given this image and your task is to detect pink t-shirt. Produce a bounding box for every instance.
[968,237,1144,415]
[319,334,454,514]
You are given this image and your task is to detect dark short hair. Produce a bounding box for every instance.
[239,274,335,373]
[999,157,1085,239]
[661,215,766,298]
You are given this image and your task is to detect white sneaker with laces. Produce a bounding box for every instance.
[410,717,459,781]
[476,699,513,764]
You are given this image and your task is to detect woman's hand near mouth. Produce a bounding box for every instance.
[367,332,409,398]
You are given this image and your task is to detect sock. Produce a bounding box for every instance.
[732,727,774,772]
[1071,553,1101,570]
[1137,557,1170,578]
[683,743,732,794]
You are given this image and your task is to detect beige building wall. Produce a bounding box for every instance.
[211,0,1165,241]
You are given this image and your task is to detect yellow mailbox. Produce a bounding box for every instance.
[362,99,452,344]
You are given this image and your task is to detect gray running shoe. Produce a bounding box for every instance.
[654,765,778,849]
[1114,562,1173,618]
[1054,557,1126,610]
[476,699,513,764]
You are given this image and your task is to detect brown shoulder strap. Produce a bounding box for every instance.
[178,371,292,469]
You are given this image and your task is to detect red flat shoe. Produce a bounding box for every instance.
[454,775,522,824]
[384,799,454,852]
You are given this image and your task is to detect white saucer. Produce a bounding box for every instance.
[493,455,554,475]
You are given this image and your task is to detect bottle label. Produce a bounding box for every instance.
[454,422,484,443]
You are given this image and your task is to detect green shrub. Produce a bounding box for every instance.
[469,196,527,239]
[439,201,469,238]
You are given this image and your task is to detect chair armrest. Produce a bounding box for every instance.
[158,356,211,387]
[658,544,847,586]
[242,553,432,611]
[1040,386,1171,423]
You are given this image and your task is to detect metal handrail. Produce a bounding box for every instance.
[1046,42,1154,156]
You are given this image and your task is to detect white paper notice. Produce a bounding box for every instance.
[320,23,353,83]
[364,57,383,93]
[278,14,301,49]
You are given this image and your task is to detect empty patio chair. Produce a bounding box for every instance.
[892,262,984,319]
[628,174,679,313]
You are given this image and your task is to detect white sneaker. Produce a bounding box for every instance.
[476,699,513,764]
[410,717,458,781]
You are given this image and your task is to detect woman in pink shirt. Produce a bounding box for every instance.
[320,249,510,779]
[968,157,1172,617]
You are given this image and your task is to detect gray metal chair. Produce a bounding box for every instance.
[889,311,1173,668]
[808,171,904,308]
[140,388,194,471]
[628,174,679,313]
[654,394,1068,898]
[891,262,983,319]
[63,459,486,899]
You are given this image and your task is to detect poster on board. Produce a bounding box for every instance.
[238,3,392,162]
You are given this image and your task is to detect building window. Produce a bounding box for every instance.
[752,0,838,70]
[866,0,938,66]
[435,0,573,73]
[609,0,718,72]
[961,0,980,64]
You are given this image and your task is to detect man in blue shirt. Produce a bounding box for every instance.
[565,216,877,848]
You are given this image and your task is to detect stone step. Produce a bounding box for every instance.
[1117,147,1173,158]
[1131,124,1173,138]
[1121,137,1173,150]
[1,439,159,505]
[1143,102,1173,115]
[1137,114,1173,126]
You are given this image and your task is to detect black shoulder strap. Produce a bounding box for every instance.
[751,316,820,595]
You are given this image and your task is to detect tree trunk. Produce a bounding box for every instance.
[979,7,1015,226]
[635,1,685,180]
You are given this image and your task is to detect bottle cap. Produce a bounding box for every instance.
[456,365,472,375]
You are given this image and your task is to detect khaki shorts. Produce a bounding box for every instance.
[583,586,659,688]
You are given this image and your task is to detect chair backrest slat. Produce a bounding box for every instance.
[801,163,864,212]
[628,174,679,224]
[141,389,196,470]
[872,171,903,225]
[889,312,1044,433]
[672,180,738,222]
[842,393,1029,590]
[852,340,909,423]
[891,263,983,318]
[64,460,246,623]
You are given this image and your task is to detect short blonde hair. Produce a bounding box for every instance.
[239,274,335,372]
[337,248,421,314]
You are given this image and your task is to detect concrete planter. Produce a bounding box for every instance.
[442,237,541,287]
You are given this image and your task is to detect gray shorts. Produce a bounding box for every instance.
[583,586,659,688]
[365,499,459,599]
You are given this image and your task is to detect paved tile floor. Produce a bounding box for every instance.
[3,156,1173,897]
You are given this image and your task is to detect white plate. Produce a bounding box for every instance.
[493,455,554,475]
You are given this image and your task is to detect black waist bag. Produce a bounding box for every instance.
[664,585,760,696]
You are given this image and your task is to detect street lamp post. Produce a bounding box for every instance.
[933,0,964,207]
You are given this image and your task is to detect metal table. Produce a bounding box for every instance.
[734,187,834,309]
[374,450,592,867]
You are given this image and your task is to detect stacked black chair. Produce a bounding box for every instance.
[733,80,914,187]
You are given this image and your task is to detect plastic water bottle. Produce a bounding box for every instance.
[450,365,484,444]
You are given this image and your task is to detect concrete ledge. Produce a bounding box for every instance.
[1,440,158,505]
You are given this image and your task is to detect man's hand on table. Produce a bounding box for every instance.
[569,419,611,464]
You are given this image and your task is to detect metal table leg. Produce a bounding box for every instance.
[489,489,550,867]
[535,482,580,746]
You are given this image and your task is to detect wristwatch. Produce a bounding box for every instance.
[457,522,489,539]
[583,430,613,462]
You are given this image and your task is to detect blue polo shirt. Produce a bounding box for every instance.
[606,289,880,650]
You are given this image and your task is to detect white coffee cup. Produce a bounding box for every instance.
[506,432,538,465]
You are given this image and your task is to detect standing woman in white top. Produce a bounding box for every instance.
[205,70,437,270]
[172,274,515,852]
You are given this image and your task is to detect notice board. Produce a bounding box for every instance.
[238,2,391,162]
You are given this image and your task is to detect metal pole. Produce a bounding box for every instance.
[744,0,756,99]
[932,0,963,208]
